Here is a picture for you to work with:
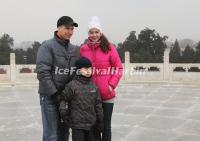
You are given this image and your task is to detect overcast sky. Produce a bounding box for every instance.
[0,0,200,45]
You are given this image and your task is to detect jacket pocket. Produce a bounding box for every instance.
[96,76,111,97]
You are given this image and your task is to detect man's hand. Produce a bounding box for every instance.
[51,91,64,105]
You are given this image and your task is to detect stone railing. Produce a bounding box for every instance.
[0,51,200,85]
[122,49,200,84]
[0,53,37,85]
[0,65,11,83]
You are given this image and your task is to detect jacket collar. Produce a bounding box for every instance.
[87,37,100,49]
[54,31,69,47]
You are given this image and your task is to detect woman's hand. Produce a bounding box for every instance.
[109,85,113,92]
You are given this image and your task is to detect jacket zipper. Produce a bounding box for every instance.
[65,45,72,82]
[68,56,71,79]
[92,47,96,81]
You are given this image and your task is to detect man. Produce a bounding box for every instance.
[36,16,79,141]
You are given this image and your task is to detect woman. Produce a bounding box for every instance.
[80,16,123,141]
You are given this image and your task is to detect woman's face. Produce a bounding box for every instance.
[88,28,102,42]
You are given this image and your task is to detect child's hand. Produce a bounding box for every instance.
[59,101,70,124]
[95,122,104,132]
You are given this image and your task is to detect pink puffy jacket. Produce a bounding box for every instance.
[80,42,123,100]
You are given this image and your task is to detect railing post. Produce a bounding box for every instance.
[163,48,170,81]
[10,53,16,85]
[124,51,130,81]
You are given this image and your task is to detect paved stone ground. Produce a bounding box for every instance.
[0,84,200,141]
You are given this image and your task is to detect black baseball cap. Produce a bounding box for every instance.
[57,16,78,27]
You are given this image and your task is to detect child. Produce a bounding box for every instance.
[59,57,104,141]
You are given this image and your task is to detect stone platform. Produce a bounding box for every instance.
[0,84,200,141]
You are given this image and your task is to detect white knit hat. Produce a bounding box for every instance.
[88,16,102,32]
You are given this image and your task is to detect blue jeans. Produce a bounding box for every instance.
[40,95,69,141]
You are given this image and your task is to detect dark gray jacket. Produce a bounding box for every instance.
[61,75,104,130]
[36,32,79,96]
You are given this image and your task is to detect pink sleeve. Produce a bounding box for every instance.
[108,45,123,89]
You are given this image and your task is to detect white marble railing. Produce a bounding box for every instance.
[0,64,37,84]
[170,64,200,72]
[122,63,164,82]
[15,65,37,83]
[0,65,11,83]
[0,52,200,85]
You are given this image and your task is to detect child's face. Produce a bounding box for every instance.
[80,67,92,77]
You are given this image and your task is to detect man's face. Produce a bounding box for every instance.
[57,25,74,40]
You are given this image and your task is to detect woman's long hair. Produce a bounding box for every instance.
[100,34,111,53]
